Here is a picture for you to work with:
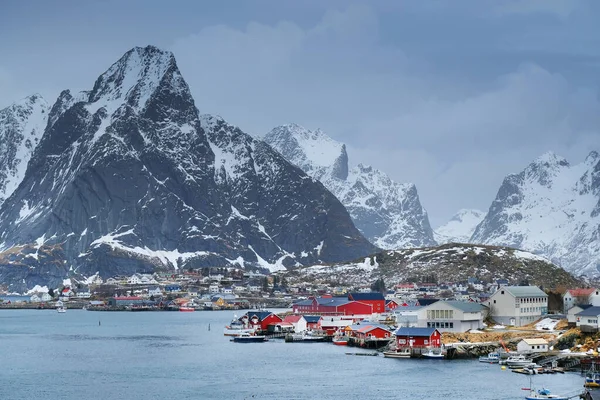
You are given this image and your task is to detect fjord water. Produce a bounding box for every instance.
[0,310,584,399]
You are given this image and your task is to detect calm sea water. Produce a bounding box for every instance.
[0,309,587,400]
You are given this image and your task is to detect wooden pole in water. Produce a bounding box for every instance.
[208,323,211,331]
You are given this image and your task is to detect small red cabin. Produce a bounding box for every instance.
[394,327,441,348]
[242,311,282,332]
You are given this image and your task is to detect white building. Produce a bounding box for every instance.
[517,338,548,354]
[417,301,486,333]
[209,284,220,294]
[77,287,91,298]
[40,293,52,302]
[567,305,590,326]
[30,294,41,303]
[563,288,600,313]
[485,286,548,327]
[575,306,600,330]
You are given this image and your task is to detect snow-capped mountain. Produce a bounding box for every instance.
[472,151,600,276]
[264,124,436,249]
[0,46,376,291]
[434,209,486,244]
[0,95,48,206]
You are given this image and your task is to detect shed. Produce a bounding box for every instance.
[517,338,548,354]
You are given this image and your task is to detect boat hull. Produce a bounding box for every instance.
[233,336,267,343]
[383,350,411,359]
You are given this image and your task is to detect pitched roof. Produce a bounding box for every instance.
[245,311,277,321]
[567,288,596,297]
[283,315,303,323]
[415,298,439,306]
[521,338,548,345]
[316,297,349,307]
[575,306,600,317]
[502,286,547,298]
[442,301,486,313]
[349,292,385,301]
[394,327,438,337]
[293,299,313,306]
[303,315,322,323]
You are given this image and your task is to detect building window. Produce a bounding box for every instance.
[493,300,496,304]
[501,291,504,295]
[450,323,454,328]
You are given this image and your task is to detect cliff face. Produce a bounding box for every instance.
[0,46,376,292]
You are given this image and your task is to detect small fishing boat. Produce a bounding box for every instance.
[179,306,195,312]
[421,347,444,359]
[383,348,411,359]
[479,352,500,363]
[232,332,267,343]
[584,371,600,388]
[57,306,66,313]
[288,331,326,342]
[506,354,534,367]
[523,376,569,399]
[333,336,349,346]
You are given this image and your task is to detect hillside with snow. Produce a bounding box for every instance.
[282,243,582,289]
[435,209,486,244]
[472,151,600,277]
[264,124,436,249]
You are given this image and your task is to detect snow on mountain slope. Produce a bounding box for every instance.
[472,151,600,276]
[435,209,486,244]
[282,243,582,290]
[264,124,436,249]
[0,95,48,205]
[0,46,376,292]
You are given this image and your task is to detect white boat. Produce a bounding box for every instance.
[223,315,256,336]
[422,348,444,359]
[383,348,411,359]
[523,376,570,399]
[479,352,500,363]
[506,355,534,367]
[57,306,66,313]
[290,331,326,342]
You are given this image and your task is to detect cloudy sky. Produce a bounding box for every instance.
[1,0,599,226]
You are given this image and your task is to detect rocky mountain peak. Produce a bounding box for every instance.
[0,46,377,291]
[472,151,600,276]
[88,46,194,119]
[264,124,436,249]
[434,209,486,244]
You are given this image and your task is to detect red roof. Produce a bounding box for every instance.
[568,288,596,297]
[283,315,303,323]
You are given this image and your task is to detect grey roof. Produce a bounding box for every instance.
[575,306,600,317]
[502,286,547,298]
[441,301,486,313]
[394,327,437,337]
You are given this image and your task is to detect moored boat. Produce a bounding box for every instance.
[383,348,411,359]
[57,306,66,313]
[479,352,500,363]
[232,332,267,343]
[421,347,444,359]
[333,336,349,346]
[179,305,195,312]
[505,354,534,367]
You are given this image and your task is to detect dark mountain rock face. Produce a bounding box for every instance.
[0,46,376,292]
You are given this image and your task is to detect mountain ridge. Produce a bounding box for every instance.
[264,124,436,249]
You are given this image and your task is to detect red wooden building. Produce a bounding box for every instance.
[385,299,400,311]
[241,311,282,332]
[394,327,441,348]
[348,293,386,314]
[292,295,373,316]
[353,325,393,340]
